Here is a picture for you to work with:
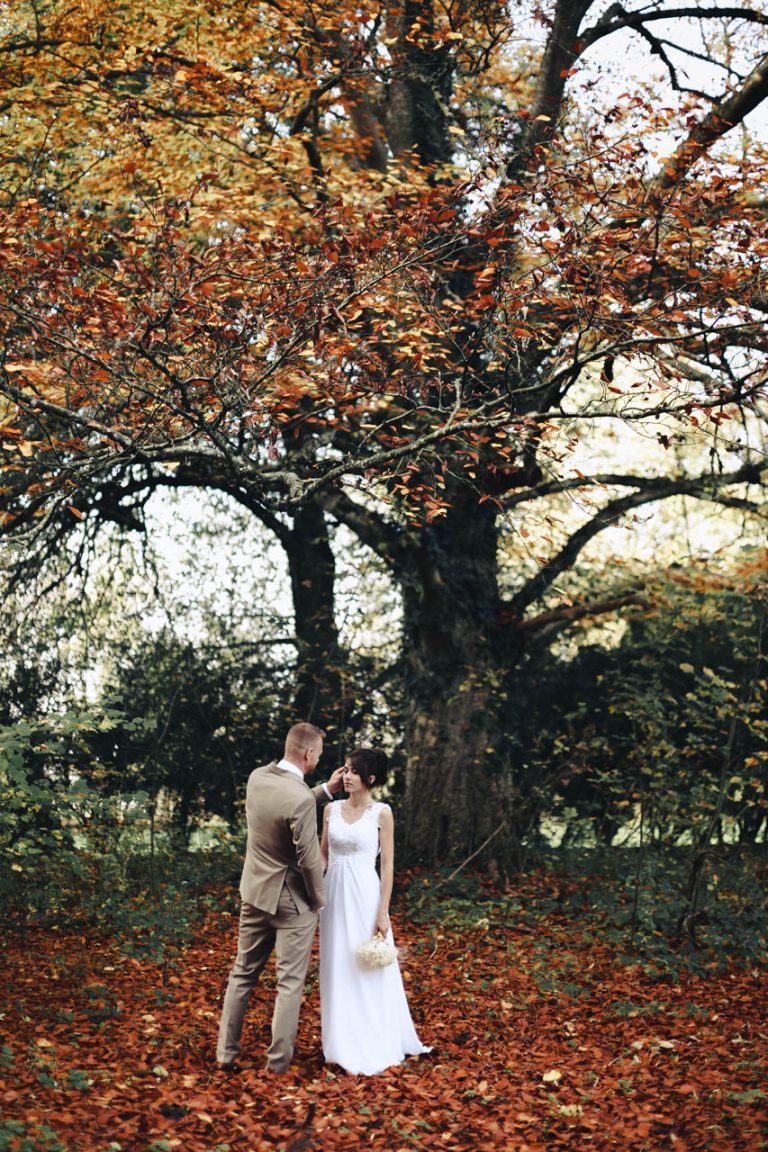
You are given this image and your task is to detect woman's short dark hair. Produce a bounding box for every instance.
[347,747,388,788]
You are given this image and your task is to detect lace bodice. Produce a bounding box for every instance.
[327,801,384,865]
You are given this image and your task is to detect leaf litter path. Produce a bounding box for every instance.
[2,900,766,1152]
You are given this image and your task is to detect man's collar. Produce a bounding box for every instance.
[276,758,304,780]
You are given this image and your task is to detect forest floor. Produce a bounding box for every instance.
[2,872,767,1152]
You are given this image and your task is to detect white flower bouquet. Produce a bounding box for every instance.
[356,932,398,969]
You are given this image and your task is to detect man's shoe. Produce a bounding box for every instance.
[217,1060,240,1073]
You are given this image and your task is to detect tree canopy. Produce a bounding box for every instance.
[2,0,767,867]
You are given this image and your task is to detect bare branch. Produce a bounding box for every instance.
[580,6,768,53]
[513,591,651,645]
[653,52,768,192]
[511,0,594,171]
[319,487,414,572]
[511,460,767,616]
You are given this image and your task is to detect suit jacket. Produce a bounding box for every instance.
[238,762,328,914]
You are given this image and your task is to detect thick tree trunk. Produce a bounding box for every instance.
[231,485,351,764]
[285,504,349,761]
[398,498,519,874]
[402,667,516,872]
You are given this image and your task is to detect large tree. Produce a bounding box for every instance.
[1,0,767,868]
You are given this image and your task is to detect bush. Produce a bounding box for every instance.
[0,711,241,954]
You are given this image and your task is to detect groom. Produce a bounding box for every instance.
[216,722,343,1073]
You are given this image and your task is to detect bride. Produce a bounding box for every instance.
[319,747,431,1075]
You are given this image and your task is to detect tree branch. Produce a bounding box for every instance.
[318,488,415,573]
[652,52,768,192]
[580,6,768,54]
[512,591,650,644]
[510,0,594,172]
[511,460,767,616]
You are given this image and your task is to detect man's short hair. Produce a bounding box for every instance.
[285,722,325,751]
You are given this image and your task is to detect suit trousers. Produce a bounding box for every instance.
[216,886,318,1072]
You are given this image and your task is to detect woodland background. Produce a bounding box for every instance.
[1,0,767,1148]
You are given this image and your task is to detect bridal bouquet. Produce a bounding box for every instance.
[356,933,398,969]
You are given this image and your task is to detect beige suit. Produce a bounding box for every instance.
[216,762,329,1071]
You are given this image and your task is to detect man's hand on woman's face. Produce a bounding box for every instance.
[327,766,345,794]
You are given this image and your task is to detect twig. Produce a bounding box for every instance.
[411,822,507,911]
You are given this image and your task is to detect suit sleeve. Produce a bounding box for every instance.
[311,782,331,806]
[289,794,326,910]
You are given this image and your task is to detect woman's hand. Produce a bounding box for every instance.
[375,912,391,938]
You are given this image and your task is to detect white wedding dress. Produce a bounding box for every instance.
[319,800,430,1075]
